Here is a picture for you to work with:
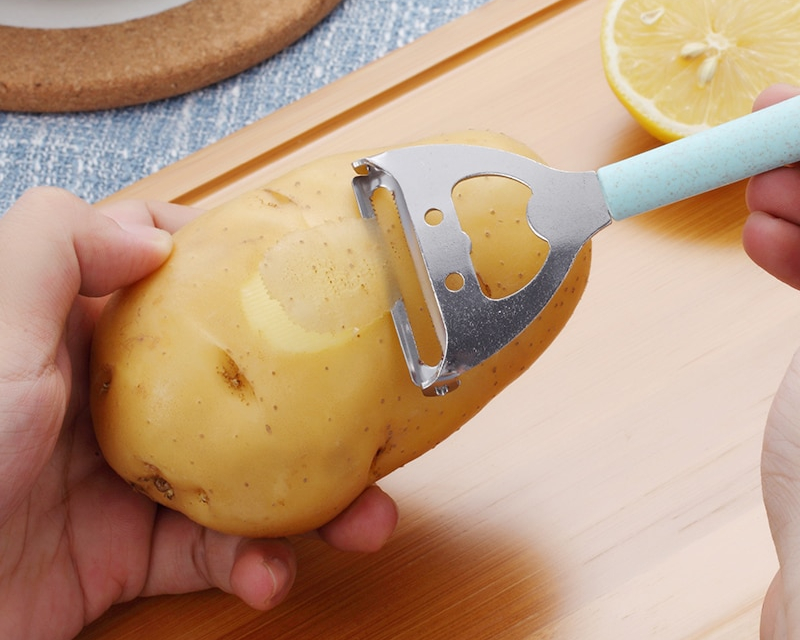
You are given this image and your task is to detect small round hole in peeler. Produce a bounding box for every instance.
[444,272,465,292]
[424,208,444,226]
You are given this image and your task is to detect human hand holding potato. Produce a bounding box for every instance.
[0,188,397,640]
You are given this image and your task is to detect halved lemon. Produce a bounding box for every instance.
[601,0,800,141]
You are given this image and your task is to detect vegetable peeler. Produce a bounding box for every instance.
[352,95,800,396]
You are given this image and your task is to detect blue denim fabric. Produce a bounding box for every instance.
[0,0,489,213]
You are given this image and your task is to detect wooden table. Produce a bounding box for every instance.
[79,0,792,636]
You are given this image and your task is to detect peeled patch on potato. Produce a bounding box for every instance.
[90,131,591,537]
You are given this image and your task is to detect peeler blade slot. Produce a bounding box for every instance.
[352,145,611,395]
[353,160,455,394]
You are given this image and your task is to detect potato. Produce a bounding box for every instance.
[90,131,591,537]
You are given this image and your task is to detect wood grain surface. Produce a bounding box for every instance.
[80,0,790,636]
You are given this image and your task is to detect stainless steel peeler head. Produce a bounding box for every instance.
[352,144,611,396]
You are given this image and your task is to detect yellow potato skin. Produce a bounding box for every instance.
[90,131,591,537]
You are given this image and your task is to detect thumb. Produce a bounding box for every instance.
[3,186,173,296]
[0,187,172,355]
[761,348,800,638]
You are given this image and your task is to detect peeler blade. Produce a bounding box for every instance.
[352,144,611,396]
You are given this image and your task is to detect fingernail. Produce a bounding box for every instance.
[118,221,173,251]
[263,557,292,607]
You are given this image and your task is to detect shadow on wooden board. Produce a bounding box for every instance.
[78,505,562,640]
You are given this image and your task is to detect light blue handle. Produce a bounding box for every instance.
[597,95,800,221]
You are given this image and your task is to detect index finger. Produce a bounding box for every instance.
[97,200,204,235]
[753,84,800,112]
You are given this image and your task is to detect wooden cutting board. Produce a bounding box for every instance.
[80,0,790,637]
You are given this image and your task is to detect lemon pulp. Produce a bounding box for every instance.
[601,0,800,141]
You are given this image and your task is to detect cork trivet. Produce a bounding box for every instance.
[0,0,342,113]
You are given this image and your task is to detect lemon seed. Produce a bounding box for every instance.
[680,42,709,59]
[697,56,719,86]
[640,8,664,25]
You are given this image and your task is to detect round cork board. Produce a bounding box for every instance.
[0,0,342,113]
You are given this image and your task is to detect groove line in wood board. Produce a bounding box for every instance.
[104,0,593,206]
[172,0,590,206]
